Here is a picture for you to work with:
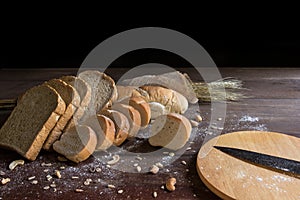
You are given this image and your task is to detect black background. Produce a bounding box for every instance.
[1,13,300,69]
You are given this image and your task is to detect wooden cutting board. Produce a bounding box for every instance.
[196,131,300,200]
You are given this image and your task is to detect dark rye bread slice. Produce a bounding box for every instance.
[78,70,117,120]
[60,76,92,131]
[43,79,81,150]
[0,85,66,160]
[100,109,130,146]
[53,125,97,163]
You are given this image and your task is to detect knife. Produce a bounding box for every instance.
[214,146,300,177]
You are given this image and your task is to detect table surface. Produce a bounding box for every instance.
[0,67,299,200]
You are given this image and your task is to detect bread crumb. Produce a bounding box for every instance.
[217,117,222,121]
[153,191,157,198]
[136,166,141,172]
[31,180,38,185]
[1,178,10,185]
[75,189,84,193]
[168,152,175,157]
[181,161,187,165]
[28,176,36,181]
[160,185,165,190]
[41,162,52,167]
[166,178,176,191]
[83,180,90,186]
[46,175,53,181]
[150,165,159,174]
[155,163,164,168]
[72,176,79,179]
[43,169,49,173]
[196,115,202,122]
[95,167,101,173]
[50,183,56,188]
[118,189,124,194]
[107,155,120,165]
[59,166,66,170]
[107,184,116,189]
[133,163,138,167]
[135,156,143,161]
[55,170,62,179]
[190,120,199,127]
[43,186,50,190]
[9,160,24,170]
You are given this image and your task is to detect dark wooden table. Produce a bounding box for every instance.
[0,68,299,200]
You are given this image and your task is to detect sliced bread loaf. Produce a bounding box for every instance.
[78,70,117,117]
[149,113,192,150]
[87,114,115,151]
[43,79,81,150]
[60,75,91,107]
[120,97,151,128]
[100,109,129,146]
[53,125,97,163]
[60,75,92,130]
[0,85,66,160]
[111,103,141,138]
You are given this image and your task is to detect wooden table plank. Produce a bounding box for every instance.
[0,67,299,199]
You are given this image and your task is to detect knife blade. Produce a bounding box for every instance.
[214,146,300,177]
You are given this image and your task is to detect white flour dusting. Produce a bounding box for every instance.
[239,115,259,122]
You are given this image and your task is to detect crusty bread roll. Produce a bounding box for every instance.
[100,109,129,146]
[0,85,66,161]
[111,103,141,138]
[53,125,97,163]
[138,86,188,114]
[149,113,192,150]
[116,85,188,114]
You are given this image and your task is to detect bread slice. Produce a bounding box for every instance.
[100,109,129,146]
[53,125,97,163]
[121,97,151,128]
[111,103,141,138]
[43,79,81,150]
[0,85,66,160]
[87,114,115,151]
[60,76,92,130]
[78,70,117,118]
[149,113,192,150]
[60,75,91,107]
